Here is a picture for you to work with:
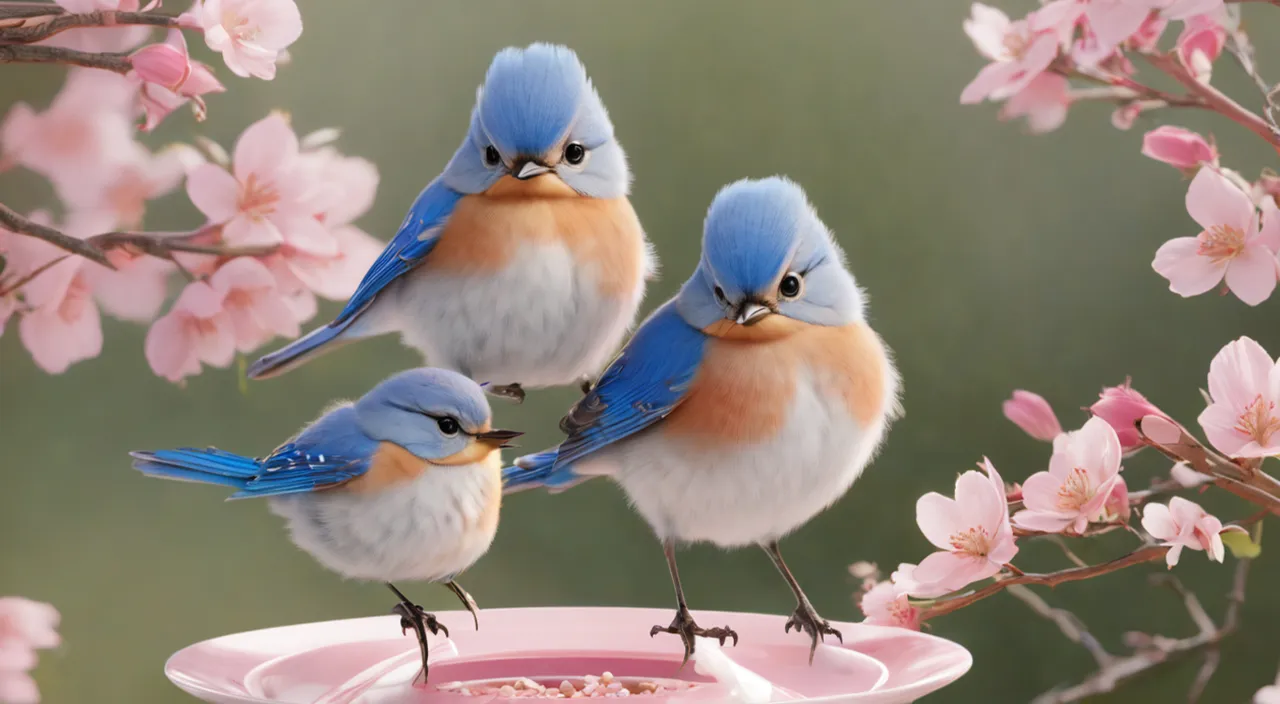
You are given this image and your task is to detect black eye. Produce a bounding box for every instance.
[563,142,586,165]
[713,285,726,303]
[484,145,501,166]
[779,273,803,299]
[436,417,460,436]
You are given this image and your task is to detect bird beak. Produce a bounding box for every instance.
[514,160,551,180]
[735,302,771,326]
[475,428,524,449]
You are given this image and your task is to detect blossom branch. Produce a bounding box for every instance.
[1029,558,1252,704]
[1136,418,1280,515]
[0,203,113,267]
[0,2,69,21]
[1006,584,1113,667]
[0,43,130,72]
[0,9,184,44]
[1142,51,1280,148]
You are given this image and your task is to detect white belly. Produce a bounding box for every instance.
[268,463,499,583]
[598,368,889,547]
[388,241,642,388]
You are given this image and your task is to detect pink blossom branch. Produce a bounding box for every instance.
[0,254,67,297]
[0,9,184,44]
[0,203,113,267]
[0,43,130,73]
[1135,420,1280,515]
[1220,15,1280,133]
[1029,558,1252,704]
[1142,51,1280,149]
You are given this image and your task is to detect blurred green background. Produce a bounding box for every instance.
[5,1,1280,701]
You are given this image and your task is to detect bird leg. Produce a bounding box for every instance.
[387,583,448,683]
[443,580,480,630]
[649,541,738,666]
[762,541,842,664]
[486,383,526,404]
[578,377,593,395]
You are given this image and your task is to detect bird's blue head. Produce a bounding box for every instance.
[676,177,865,338]
[354,368,522,463]
[440,43,629,199]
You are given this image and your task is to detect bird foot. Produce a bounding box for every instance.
[486,383,526,404]
[649,608,737,666]
[392,601,447,682]
[578,377,593,395]
[785,602,842,664]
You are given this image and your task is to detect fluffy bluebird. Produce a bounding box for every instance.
[131,368,522,681]
[503,177,902,662]
[247,44,654,402]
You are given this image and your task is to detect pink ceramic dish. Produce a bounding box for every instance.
[165,607,971,703]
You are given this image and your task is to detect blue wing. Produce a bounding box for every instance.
[503,301,707,491]
[333,178,464,325]
[133,407,379,499]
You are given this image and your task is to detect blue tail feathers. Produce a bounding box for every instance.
[246,314,359,380]
[132,448,261,491]
[502,448,590,494]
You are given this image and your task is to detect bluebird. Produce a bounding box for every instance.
[247,44,654,403]
[503,177,901,663]
[131,368,522,681]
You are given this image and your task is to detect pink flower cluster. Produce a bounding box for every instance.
[861,334,1269,628]
[0,598,60,704]
[1,86,380,379]
[961,0,1227,134]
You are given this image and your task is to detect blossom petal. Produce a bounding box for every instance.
[1225,244,1279,306]
[233,112,298,182]
[185,163,241,223]
[1186,167,1254,232]
[916,492,963,551]
[1153,236,1225,297]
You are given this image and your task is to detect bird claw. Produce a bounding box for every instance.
[578,378,593,395]
[650,609,738,666]
[785,604,841,664]
[392,601,448,683]
[486,383,526,404]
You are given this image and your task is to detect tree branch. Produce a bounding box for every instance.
[1006,584,1113,668]
[0,43,130,72]
[0,9,184,44]
[1136,418,1280,515]
[1143,51,1280,149]
[0,204,113,267]
[1029,558,1253,704]
[0,3,66,21]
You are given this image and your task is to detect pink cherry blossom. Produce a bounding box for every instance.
[1085,0,1223,56]
[1003,389,1062,441]
[208,257,299,352]
[1153,167,1280,306]
[145,280,235,382]
[134,31,226,132]
[262,255,317,324]
[999,73,1070,134]
[1198,336,1280,458]
[1256,685,1280,704]
[298,146,379,228]
[1014,417,1125,534]
[1089,379,1167,452]
[912,459,1017,595]
[186,0,302,80]
[1141,496,1243,567]
[62,142,201,230]
[0,70,137,198]
[0,596,60,704]
[859,566,922,631]
[280,225,381,301]
[8,235,102,375]
[1028,0,1088,46]
[43,0,150,53]
[1102,476,1131,523]
[130,34,190,90]
[1141,125,1217,170]
[961,4,1060,105]
[186,112,332,254]
[1177,11,1226,81]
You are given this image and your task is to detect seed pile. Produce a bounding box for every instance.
[437,672,695,698]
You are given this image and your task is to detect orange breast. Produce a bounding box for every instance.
[342,442,431,494]
[663,322,890,447]
[422,176,645,298]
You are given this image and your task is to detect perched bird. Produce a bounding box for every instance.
[504,177,901,663]
[131,368,521,681]
[247,43,654,402]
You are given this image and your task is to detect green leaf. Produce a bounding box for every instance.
[1222,529,1261,559]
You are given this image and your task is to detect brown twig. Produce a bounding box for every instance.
[1029,558,1253,704]
[919,546,1169,621]
[0,3,66,21]
[1136,419,1280,515]
[1006,584,1113,667]
[1221,6,1280,133]
[0,43,129,72]
[0,9,183,44]
[0,204,113,267]
[0,254,67,297]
